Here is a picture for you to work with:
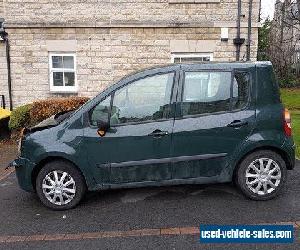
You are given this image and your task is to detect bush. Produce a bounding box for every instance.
[29,97,89,126]
[278,76,300,88]
[8,104,33,130]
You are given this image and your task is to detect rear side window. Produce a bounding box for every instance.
[181,71,231,116]
[232,71,250,110]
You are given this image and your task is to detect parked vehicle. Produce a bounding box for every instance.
[10,62,296,210]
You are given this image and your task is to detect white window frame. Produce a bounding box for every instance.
[171,53,213,63]
[49,53,77,93]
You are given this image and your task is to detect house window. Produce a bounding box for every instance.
[171,53,213,63]
[49,53,77,93]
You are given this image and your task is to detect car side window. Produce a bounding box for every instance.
[111,73,174,125]
[232,71,250,110]
[181,71,231,116]
[90,96,111,126]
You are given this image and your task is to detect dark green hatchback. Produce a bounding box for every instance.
[11,62,296,210]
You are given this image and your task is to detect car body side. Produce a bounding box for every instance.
[13,62,296,192]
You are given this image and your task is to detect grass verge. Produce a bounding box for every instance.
[281,88,300,159]
[291,111,300,159]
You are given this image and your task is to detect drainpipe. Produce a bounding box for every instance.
[0,19,13,110]
[246,0,253,61]
[234,0,245,61]
[258,0,262,22]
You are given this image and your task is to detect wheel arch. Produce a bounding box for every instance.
[31,156,88,191]
[232,145,293,181]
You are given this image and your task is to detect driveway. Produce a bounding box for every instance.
[0,145,299,249]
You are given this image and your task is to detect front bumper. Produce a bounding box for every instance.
[9,157,36,192]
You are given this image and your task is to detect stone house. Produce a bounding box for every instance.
[0,0,260,109]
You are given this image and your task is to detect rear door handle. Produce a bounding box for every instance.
[148,129,169,137]
[227,120,248,128]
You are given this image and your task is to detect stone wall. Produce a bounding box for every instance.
[4,0,260,27]
[0,43,9,108]
[0,0,3,17]
[5,26,257,107]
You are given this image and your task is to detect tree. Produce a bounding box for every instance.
[266,0,300,87]
[258,18,271,61]
[291,0,300,23]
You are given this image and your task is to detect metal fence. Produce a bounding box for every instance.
[0,95,5,109]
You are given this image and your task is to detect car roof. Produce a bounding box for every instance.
[116,61,270,81]
[125,61,272,75]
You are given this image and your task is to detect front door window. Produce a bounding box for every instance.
[90,96,111,126]
[111,73,175,125]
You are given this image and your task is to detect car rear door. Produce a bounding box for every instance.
[171,64,256,180]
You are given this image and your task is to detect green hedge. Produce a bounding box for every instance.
[8,104,32,130]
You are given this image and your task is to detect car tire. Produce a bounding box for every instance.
[235,150,287,201]
[36,160,86,210]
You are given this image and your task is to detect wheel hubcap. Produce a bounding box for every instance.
[245,158,281,196]
[42,170,76,205]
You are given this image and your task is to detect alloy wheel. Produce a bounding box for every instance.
[42,170,76,205]
[245,158,281,196]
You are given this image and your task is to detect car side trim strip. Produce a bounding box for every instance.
[97,153,227,168]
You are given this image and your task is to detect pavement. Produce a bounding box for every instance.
[0,144,17,177]
[0,144,299,249]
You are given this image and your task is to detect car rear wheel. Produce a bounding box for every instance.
[235,150,287,200]
[36,160,86,210]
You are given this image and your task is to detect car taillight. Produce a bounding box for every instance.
[283,108,292,136]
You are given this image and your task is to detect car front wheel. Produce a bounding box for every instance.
[235,150,287,200]
[36,160,86,210]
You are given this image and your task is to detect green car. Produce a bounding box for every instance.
[11,62,296,210]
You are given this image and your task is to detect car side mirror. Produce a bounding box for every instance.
[97,120,110,137]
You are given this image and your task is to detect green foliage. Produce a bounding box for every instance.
[281,88,300,158]
[280,88,300,110]
[291,111,300,158]
[257,18,271,61]
[8,104,33,130]
[278,75,300,88]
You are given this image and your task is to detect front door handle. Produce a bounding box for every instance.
[148,129,169,138]
[227,120,248,128]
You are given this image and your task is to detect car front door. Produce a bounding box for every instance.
[171,65,256,180]
[83,67,179,186]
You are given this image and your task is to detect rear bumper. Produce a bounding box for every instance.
[9,157,35,192]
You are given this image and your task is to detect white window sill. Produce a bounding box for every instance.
[50,87,78,94]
